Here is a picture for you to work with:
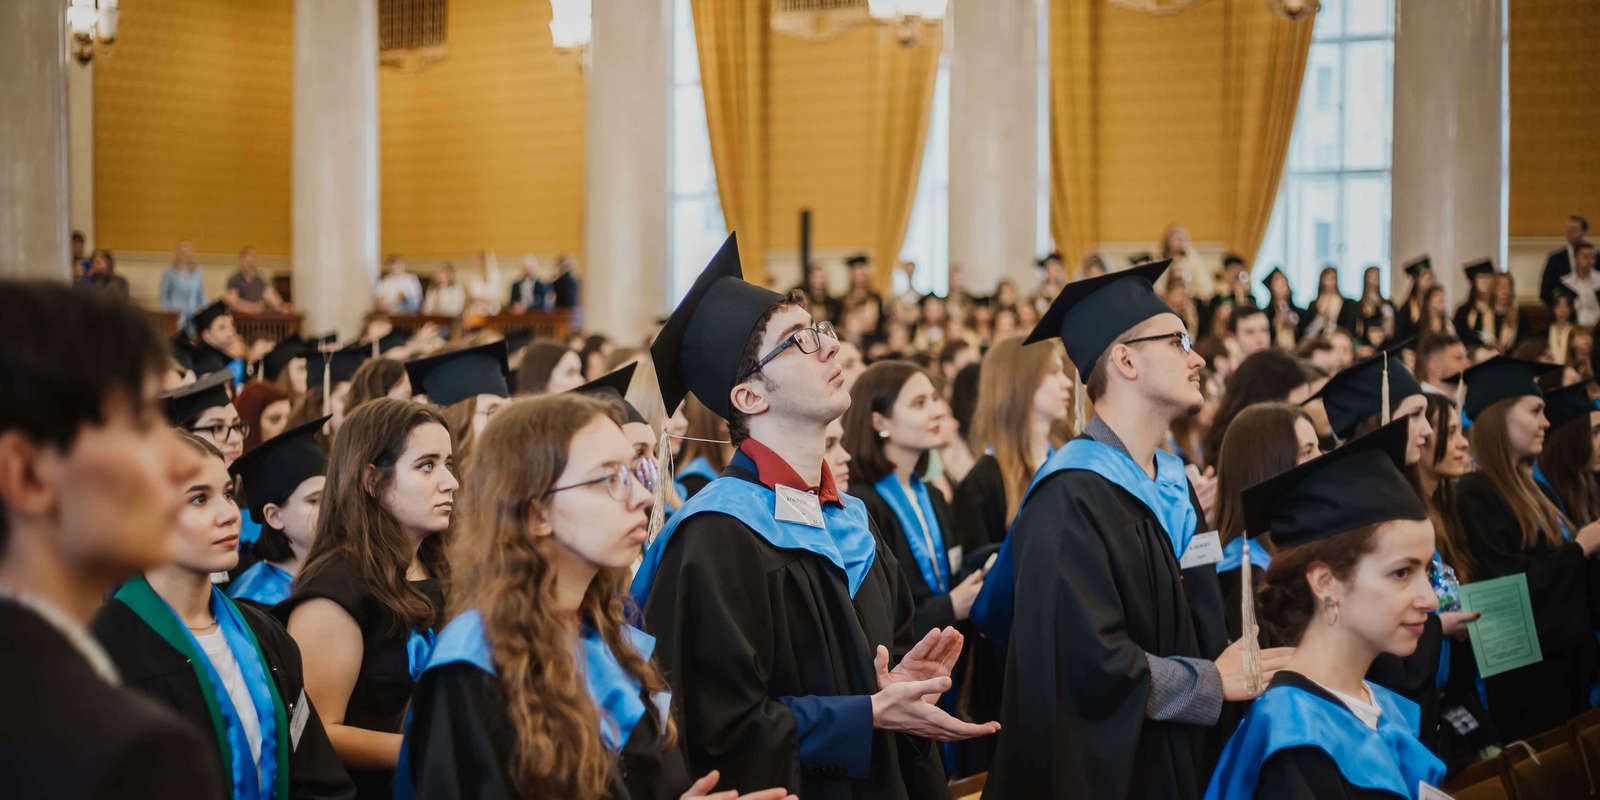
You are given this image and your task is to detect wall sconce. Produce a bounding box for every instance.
[66,0,118,65]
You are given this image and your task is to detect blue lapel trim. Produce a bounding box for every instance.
[1218,536,1272,573]
[873,474,949,592]
[226,561,294,608]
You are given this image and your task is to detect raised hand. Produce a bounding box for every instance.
[870,675,1001,741]
[679,769,796,800]
[1215,628,1294,702]
[875,627,963,691]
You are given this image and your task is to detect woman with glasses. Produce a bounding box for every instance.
[163,370,249,466]
[279,399,456,798]
[92,433,354,800]
[399,394,792,800]
[403,342,510,471]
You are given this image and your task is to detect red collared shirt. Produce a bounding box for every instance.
[737,438,844,508]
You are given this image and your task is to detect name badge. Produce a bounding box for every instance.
[774,485,825,528]
[1179,530,1223,569]
[1418,782,1454,800]
[947,545,964,575]
[209,571,230,584]
[289,689,310,751]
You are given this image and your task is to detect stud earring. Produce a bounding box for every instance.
[878,430,890,440]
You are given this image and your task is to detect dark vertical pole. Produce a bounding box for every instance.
[799,208,812,278]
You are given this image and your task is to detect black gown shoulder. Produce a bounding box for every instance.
[91,598,356,800]
[0,599,225,800]
[951,454,1007,552]
[405,661,688,799]
[677,473,713,501]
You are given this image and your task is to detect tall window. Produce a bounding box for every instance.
[1254,0,1394,306]
[669,0,727,302]
[897,48,952,298]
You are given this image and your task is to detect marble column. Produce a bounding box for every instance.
[292,0,380,338]
[1391,0,1505,305]
[0,0,70,280]
[948,0,1040,294]
[583,0,672,345]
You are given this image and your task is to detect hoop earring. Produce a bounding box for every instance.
[1322,595,1340,626]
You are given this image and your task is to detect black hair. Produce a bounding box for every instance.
[0,280,168,546]
[1574,215,1590,232]
[728,291,807,444]
[1227,304,1267,334]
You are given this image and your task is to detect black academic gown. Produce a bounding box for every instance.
[638,467,949,800]
[276,560,444,799]
[852,479,963,634]
[1455,471,1598,741]
[1452,303,1491,344]
[983,469,1229,800]
[951,454,1007,552]
[0,599,225,800]
[1237,674,1421,800]
[403,661,689,799]
[91,598,355,800]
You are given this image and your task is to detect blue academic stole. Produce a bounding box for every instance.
[970,437,1196,645]
[873,473,950,592]
[395,610,671,798]
[672,455,720,498]
[1218,535,1272,573]
[226,561,294,608]
[1205,680,1445,800]
[632,476,879,604]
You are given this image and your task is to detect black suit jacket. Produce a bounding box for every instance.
[92,598,356,800]
[508,276,540,310]
[1542,247,1573,305]
[0,599,225,800]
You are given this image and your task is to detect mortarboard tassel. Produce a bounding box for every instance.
[321,352,333,412]
[648,424,673,546]
[1073,372,1087,437]
[1380,356,1391,425]
[1240,538,1263,695]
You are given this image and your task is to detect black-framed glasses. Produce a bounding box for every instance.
[1123,331,1193,354]
[191,421,250,442]
[545,457,658,503]
[747,321,838,378]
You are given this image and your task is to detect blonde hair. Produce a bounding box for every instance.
[970,336,1070,525]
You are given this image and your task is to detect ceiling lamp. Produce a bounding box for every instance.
[66,0,118,65]
[867,0,945,47]
[549,0,592,68]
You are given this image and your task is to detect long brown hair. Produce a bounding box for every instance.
[676,394,732,472]
[298,398,451,632]
[970,336,1069,525]
[1422,393,1476,582]
[1213,403,1309,549]
[1258,524,1381,645]
[1537,413,1599,528]
[516,341,575,395]
[451,394,674,799]
[439,395,481,469]
[1470,398,1570,551]
[842,360,933,484]
[346,357,407,413]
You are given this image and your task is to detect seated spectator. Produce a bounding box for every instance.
[223,246,289,313]
[75,249,128,296]
[160,239,207,327]
[547,254,581,309]
[374,254,422,314]
[464,250,502,316]
[507,255,543,313]
[422,263,466,316]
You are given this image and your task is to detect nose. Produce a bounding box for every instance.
[218,497,241,527]
[1187,349,1205,371]
[438,465,460,493]
[818,329,840,361]
[627,474,653,510]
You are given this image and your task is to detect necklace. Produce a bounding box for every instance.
[187,619,219,632]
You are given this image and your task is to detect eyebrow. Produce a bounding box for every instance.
[773,322,807,343]
[186,483,213,494]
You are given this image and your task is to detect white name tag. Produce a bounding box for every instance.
[773,485,825,528]
[209,571,230,584]
[1418,782,1454,800]
[289,689,310,751]
[1179,530,1223,569]
[947,545,964,575]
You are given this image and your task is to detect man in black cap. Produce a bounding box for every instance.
[179,300,241,377]
[975,260,1293,800]
[632,234,994,798]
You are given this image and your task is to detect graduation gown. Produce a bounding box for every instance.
[92,592,355,800]
[951,454,1007,553]
[1205,672,1445,800]
[632,467,949,799]
[1364,616,1442,753]
[851,476,962,634]
[399,612,690,799]
[1454,471,1598,740]
[982,453,1229,800]
[673,455,720,502]
[0,598,226,800]
[276,559,444,799]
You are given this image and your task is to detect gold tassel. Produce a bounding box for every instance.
[1073,373,1087,437]
[321,352,332,412]
[647,425,673,546]
[1240,538,1263,695]
[1380,356,1391,425]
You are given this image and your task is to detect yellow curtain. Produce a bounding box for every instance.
[1221,2,1313,266]
[691,0,771,284]
[1047,0,1313,274]
[867,25,944,294]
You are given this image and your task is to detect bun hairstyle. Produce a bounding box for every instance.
[1257,524,1380,645]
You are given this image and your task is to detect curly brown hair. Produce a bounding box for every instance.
[450,394,675,799]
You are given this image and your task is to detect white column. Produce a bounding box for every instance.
[1391,0,1505,305]
[948,0,1039,293]
[584,0,672,344]
[293,0,380,338]
[67,56,94,246]
[0,0,69,280]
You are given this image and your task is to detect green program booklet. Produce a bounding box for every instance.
[1458,572,1542,679]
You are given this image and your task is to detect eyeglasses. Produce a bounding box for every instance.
[545,457,659,503]
[191,421,250,442]
[1123,331,1193,354]
[747,321,838,378]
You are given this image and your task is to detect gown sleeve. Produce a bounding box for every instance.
[404,663,518,800]
[1455,473,1589,645]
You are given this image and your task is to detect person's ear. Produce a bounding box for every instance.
[871,411,891,439]
[0,431,58,525]
[731,379,770,418]
[262,503,285,531]
[361,464,380,497]
[525,502,553,539]
[1305,561,1339,600]
[1109,342,1139,383]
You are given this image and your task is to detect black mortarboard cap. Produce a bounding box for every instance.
[306,349,368,390]
[1458,356,1559,421]
[228,416,328,520]
[1402,255,1432,278]
[1260,267,1289,292]
[1242,418,1427,547]
[845,253,870,268]
[1307,347,1424,439]
[189,300,230,335]
[262,337,309,382]
[1024,259,1174,378]
[306,331,339,348]
[570,362,646,425]
[502,327,537,356]
[651,233,786,419]
[1552,284,1579,304]
[162,370,235,425]
[1543,382,1593,429]
[1037,252,1063,268]
[404,341,510,408]
[1462,259,1495,279]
